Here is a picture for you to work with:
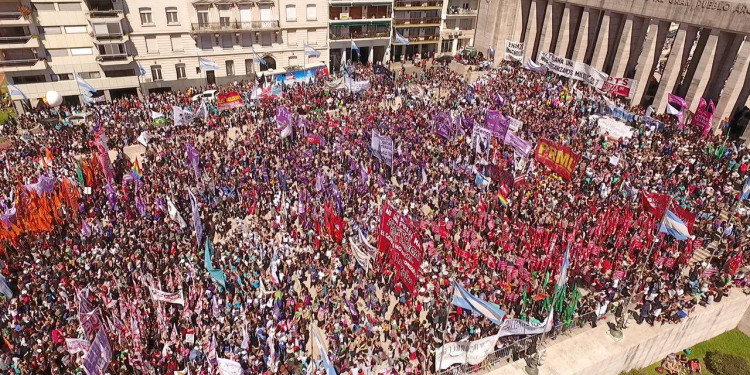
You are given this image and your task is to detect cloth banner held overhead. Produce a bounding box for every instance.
[216,92,244,111]
[471,126,492,156]
[534,139,580,181]
[600,77,636,98]
[349,237,372,272]
[371,130,394,167]
[504,40,524,62]
[497,311,554,338]
[485,109,509,140]
[66,338,91,355]
[525,60,548,74]
[503,131,532,157]
[82,328,112,375]
[149,286,185,305]
[275,106,292,131]
[217,358,243,375]
[378,203,424,293]
[173,106,196,126]
[433,111,452,139]
[434,334,501,371]
[693,98,715,137]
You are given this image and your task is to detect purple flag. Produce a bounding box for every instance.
[276,106,292,131]
[82,328,112,375]
[504,131,533,157]
[0,207,16,230]
[433,111,452,139]
[135,195,147,217]
[485,109,509,140]
[24,175,56,195]
[189,190,203,245]
[186,143,201,181]
[105,183,118,211]
[81,220,91,237]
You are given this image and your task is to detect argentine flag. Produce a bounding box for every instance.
[452,281,506,324]
[556,242,571,291]
[350,40,359,53]
[138,64,147,76]
[7,84,26,100]
[76,75,97,94]
[304,44,321,57]
[740,177,750,201]
[252,46,267,66]
[395,31,410,45]
[312,328,337,375]
[198,57,219,71]
[659,209,692,241]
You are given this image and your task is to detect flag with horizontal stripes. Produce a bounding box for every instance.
[252,46,267,66]
[451,281,506,324]
[198,57,219,71]
[7,84,26,100]
[394,31,410,45]
[514,173,526,186]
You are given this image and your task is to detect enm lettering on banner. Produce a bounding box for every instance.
[217,92,244,110]
[534,139,581,181]
[504,40,524,62]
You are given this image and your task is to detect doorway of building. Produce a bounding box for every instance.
[206,71,216,85]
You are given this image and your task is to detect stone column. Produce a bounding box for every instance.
[535,0,554,60]
[554,4,572,57]
[609,15,633,77]
[571,7,590,62]
[713,38,750,128]
[704,33,744,104]
[523,0,539,63]
[653,25,690,113]
[590,11,611,70]
[687,30,721,110]
[631,19,670,106]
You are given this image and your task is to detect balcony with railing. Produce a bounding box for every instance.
[191,20,280,33]
[330,29,390,41]
[446,7,478,16]
[394,17,440,26]
[0,35,39,48]
[0,56,46,71]
[97,53,131,64]
[392,34,439,44]
[0,11,28,25]
[85,0,124,19]
[394,0,442,9]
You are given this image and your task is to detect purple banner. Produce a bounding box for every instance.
[82,328,112,375]
[433,111,452,139]
[504,131,532,157]
[486,109,509,140]
[275,106,292,130]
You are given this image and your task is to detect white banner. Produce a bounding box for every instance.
[572,61,608,90]
[497,311,554,338]
[173,106,196,126]
[508,116,523,132]
[149,286,185,305]
[66,338,91,355]
[218,358,243,375]
[504,40,524,62]
[349,237,372,272]
[539,52,574,78]
[471,126,492,156]
[346,78,371,93]
[434,334,501,371]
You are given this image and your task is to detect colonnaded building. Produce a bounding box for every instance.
[476,0,750,134]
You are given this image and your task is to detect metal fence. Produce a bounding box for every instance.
[435,295,639,375]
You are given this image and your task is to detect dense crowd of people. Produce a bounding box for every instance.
[0,59,748,375]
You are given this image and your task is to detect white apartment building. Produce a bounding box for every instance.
[129,0,329,92]
[328,0,392,71]
[1,0,140,111]
[439,0,478,56]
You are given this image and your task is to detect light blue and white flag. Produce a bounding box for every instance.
[312,326,337,375]
[199,57,219,71]
[7,84,26,100]
[395,31,410,45]
[189,189,203,245]
[659,209,691,241]
[0,274,12,298]
[555,242,571,291]
[77,75,97,94]
[304,44,321,57]
[740,177,750,201]
[251,46,267,66]
[138,64,147,76]
[451,281,506,324]
[204,238,227,289]
[350,40,359,53]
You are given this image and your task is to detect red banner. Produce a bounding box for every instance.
[600,77,635,98]
[378,202,424,293]
[534,139,580,181]
[217,92,244,110]
[641,191,671,218]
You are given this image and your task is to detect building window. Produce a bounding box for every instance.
[140,8,154,26]
[220,17,230,27]
[32,3,56,11]
[47,49,69,58]
[64,26,87,34]
[79,72,101,79]
[166,7,179,24]
[58,2,82,11]
[306,5,317,21]
[146,36,158,53]
[226,60,234,76]
[151,65,163,81]
[245,59,254,74]
[40,26,62,36]
[197,11,209,26]
[285,5,296,21]
[176,64,186,79]
[71,48,93,56]
[288,55,297,67]
[441,40,452,53]
[170,34,183,52]
[50,73,73,81]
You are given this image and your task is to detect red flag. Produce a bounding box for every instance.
[324,202,345,243]
[669,203,696,234]
[641,190,671,218]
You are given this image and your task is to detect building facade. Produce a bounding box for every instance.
[1,0,140,109]
[439,0,478,56]
[476,0,750,131]
[328,0,392,71]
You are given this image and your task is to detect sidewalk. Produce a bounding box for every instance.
[487,291,750,375]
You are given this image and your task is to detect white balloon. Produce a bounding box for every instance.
[45,90,63,107]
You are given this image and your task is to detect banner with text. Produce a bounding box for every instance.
[534,139,580,181]
[504,40,524,62]
[434,334,501,371]
[217,92,244,111]
[378,203,424,293]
